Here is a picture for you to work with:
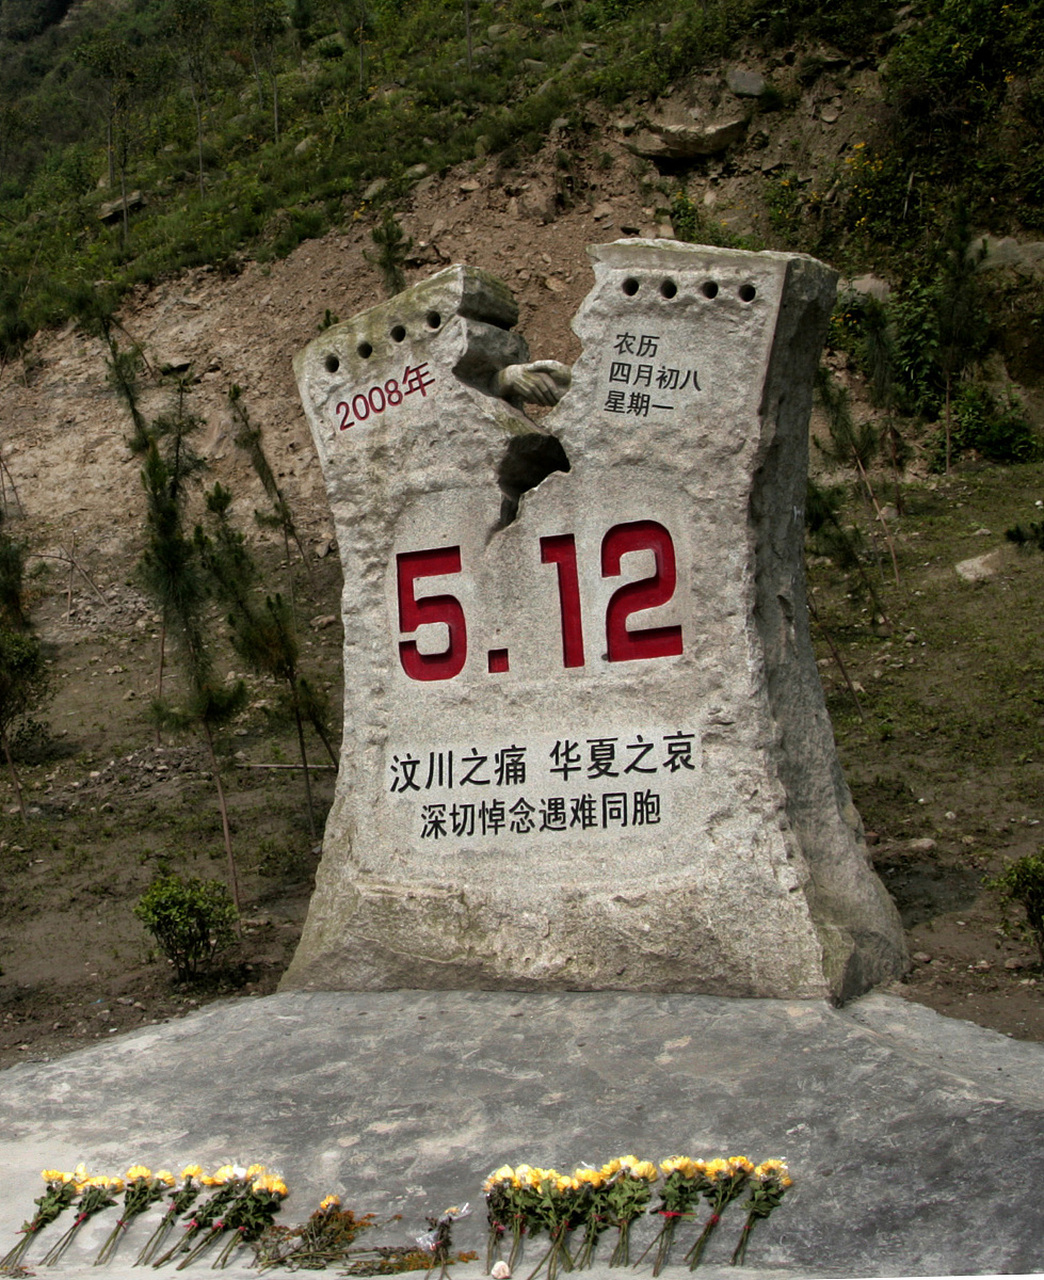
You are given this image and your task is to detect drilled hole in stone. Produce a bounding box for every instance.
[426,310,442,329]
[739,283,757,302]
[701,281,719,299]
[390,324,406,343]
[660,279,677,299]
[324,354,340,373]
[357,341,373,358]
[621,277,640,296]
[497,433,571,529]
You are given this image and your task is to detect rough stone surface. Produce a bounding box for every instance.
[0,990,1042,1279]
[980,234,1044,277]
[726,68,767,98]
[955,550,1003,582]
[286,241,906,1000]
[626,118,749,160]
[97,190,146,222]
[843,273,892,301]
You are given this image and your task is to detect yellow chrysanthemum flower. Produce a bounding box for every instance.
[631,1161,658,1182]
[41,1169,65,1182]
[573,1168,603,1186]
[319,1195,341,1212]
[252,1174,288,1197]
[601,1158,622,1176]
[755,1160,792,1187]
[180,1165,204,1181]
[483,1165,515,1191]
[211,1164,237,1184]
[126,1165,152,1181]
[728,1156,755,1176]
[156,1170,176,1186]
[73,1163,88,1181]
[246,1164,267,1179]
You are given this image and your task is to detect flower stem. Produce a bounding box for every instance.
[175,1226,223,1270]
[730,1218,755,1267]
[0,1227,36,1273]
[684,1213,720,1271]
[608,1220,631,1268]
[40,1213,89,1267]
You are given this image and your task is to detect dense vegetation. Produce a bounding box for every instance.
[2,0,1044,362]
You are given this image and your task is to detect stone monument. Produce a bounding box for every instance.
[282,239,906,1002]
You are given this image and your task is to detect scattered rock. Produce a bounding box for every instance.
[726,68,767,98]
[361,178,387,202]
[844,273,891,301]
[955,550,1004,582]
[98,190,147,223]
[979,235,1044,278]
[311,614,339,630]
[908,837,937,853]
[294,136,317,157]
[627,116,748,161]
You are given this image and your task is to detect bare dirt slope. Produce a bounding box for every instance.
[1,116,1042,1069]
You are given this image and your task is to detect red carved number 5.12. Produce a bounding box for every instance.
[395,520,682,682]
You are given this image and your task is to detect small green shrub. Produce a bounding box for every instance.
[366,210,412,296]
[987,852,1044,967]
[929,384,1041,470]
[134,874,237,982]
[1006,520,1044,551]
[670,190,700,242]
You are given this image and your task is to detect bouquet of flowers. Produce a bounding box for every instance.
[684,1157,754,1270]
[204,1171,289,1269]
[519,1174,582,1280]
[151,1164,251,1268]
[416,1204,472,1280]
[483,1166,515,1270]
[0,1167,80,1274]
[253,1195,378,1271]
[730,1160,792,1266]
[135,1164,206,1265]
[599,1157,658,1267]
[636,1158,708,1276]
[482,1165,544,1270]
[94,1166,175,1265]
[40,1171,124,1266]
[569,1167,611,1270]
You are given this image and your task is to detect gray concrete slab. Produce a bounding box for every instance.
[0,990,1041,1279]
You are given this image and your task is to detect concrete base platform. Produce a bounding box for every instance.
[1,990,1041,1279]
